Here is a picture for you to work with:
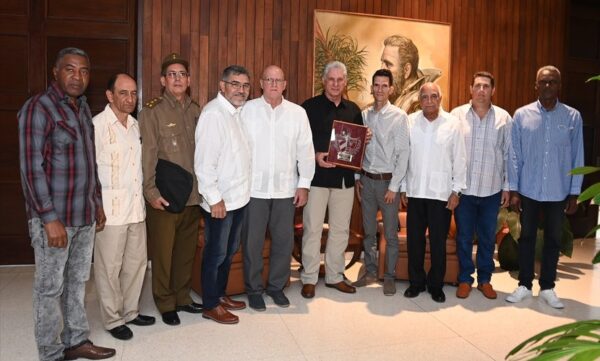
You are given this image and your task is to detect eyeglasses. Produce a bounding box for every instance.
[165,71,189,79]
[223,80,251,90]
[262,78,285,85]
[538,79,559,86]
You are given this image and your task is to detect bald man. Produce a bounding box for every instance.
[240,65,315,310]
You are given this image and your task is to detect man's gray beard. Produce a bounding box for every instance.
[390,72,405,103]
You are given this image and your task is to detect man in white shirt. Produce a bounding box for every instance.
[93,73,155,341]
[240,65,315,310]
[194,65,252,324]
[451,71,512,300]
[354,69,409,296]
[400,83,466,303]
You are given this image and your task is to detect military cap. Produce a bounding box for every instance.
[161,53,189,75]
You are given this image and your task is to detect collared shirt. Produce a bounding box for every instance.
[451,103,512,197]
[139,90,201,206]
[509,100,584,201]
[93,104,145,225]
[361,101,409,192]
[240,96,315,199]
[302,93,363,188]
[402,110,467,201]
[18,82,102,226]
[195,92,251,212]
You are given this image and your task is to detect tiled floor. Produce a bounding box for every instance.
[2,240,599,361]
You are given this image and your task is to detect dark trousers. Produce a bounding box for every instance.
[201,205,247,309]
[518,195,566,290]
[146,205,200,313]
[242,197,295,295]
[407,197,451,291]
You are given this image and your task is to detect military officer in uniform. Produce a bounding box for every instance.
[139,53,203,326]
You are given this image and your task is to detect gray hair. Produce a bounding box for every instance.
[222,65,250,80]
[322,61,347,80]
[55,47,90,68]
[536,65,561,81]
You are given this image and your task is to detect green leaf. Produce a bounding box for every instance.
[578,183,600,202]
[570,166,600,175]
[583,224,600,240]
[593,250,600,264]
[586,75,600,83]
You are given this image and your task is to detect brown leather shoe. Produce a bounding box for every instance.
[64,340,116,360]
[202,304,239,324]
[325,281,356,294]
[219,296,246,310]
[301,284,315,298]
[456,282,472,299]
[477,283,497,299]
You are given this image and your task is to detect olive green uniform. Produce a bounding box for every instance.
[139,90,201,313]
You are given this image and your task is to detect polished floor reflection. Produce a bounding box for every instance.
[2,239,599,361]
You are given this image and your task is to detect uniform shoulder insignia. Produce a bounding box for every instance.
[145,97,163,109]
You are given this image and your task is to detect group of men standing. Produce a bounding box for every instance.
[18,46,583,361]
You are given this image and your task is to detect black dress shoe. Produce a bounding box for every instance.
[161,311,181,326]
[108,325,133,340]
[403,285,426,298]
[127,314,156,326]
[430,289,446,303]
[176,302,203,314]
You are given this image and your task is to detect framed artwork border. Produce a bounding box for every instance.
[313,10,452,112]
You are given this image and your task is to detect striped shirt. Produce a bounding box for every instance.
[508,100,584,201]
[451,103,512,197]
[18,82,102,226]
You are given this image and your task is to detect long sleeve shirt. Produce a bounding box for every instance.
[451,103,512,197]
[508,100,584,201]
[93,104,145,226]
[194,92,251,212]
[302,93,363,189]
[403,110,467,202]
[361,101,409,192]
[138,90,201,206]
[18,82,102,226]
[240,96,315,199]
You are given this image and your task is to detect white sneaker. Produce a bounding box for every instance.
[506,286,532,303]
[539,289,565,309]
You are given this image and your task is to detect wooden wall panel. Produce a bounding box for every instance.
[141,0,568,114]
[0,0,137,264]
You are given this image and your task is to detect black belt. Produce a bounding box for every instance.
[361,170,393,181]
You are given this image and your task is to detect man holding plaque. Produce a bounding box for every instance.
[400,83,466,303]
[300,61,363,298]
[354,69,409,296]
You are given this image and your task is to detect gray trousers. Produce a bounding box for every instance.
[242,197,295,294]
[29,218,95,361]
[360,175,400,279]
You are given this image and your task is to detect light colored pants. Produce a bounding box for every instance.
[29,218,94,361]
[93,221,147,330]
[301,186,354,284]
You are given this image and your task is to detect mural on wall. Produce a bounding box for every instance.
[313,10,451,112]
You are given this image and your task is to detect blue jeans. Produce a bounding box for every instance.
[518,195,566,290]
[201,205,247,309]
[29,218,95,361]
[455,192,501,285]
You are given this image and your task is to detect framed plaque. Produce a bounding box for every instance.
[327,120,367,170]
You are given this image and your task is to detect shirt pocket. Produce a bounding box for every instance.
[159,124,184,154]
[552,123,572,147]
[53,120,78,151]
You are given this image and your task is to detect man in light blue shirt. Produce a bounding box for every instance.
[507,65,584,309]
